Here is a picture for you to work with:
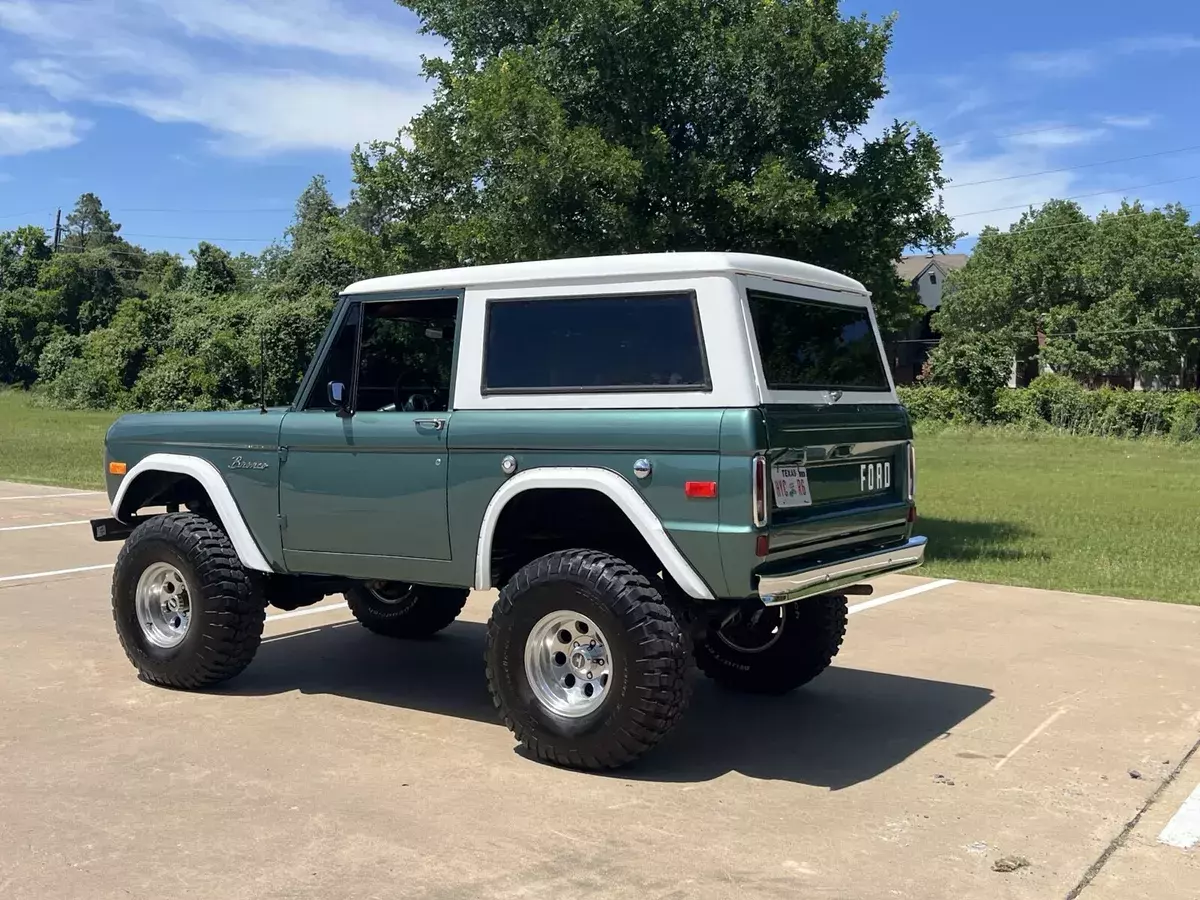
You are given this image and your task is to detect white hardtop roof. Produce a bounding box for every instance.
[342,252,868,297]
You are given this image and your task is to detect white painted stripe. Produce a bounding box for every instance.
[266,601,350,623]
[994,708,1070,771]
[0,491,101,501]
[847,578,957,615]
[0,520,90,533]
[0,563,114,584]
[1159,782,1200,849]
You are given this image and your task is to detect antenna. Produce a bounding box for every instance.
[258,330,268,414]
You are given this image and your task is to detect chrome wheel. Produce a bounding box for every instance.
[524,611,612,718]
[716,606,786,654]
[135,561,192,649]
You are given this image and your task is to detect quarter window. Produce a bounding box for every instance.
[483,293,709,393]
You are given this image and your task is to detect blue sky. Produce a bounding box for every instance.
[0,0,1197,258]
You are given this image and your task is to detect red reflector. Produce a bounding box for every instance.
[684,481,717,499]
[907,505,917,523]
[755,534,769,558]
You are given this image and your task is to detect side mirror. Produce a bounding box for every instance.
[327,381,351,417]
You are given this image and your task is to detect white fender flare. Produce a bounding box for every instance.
[474,467,715,600]
[112,453,273,573]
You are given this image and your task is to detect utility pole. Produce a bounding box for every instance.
[52,208,62,252]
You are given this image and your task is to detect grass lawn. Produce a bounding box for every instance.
[0,390,118,490]
[0,389,1195,603]
[916,426,1200,604]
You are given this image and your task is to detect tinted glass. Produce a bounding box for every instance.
[304,303,360,410]
[484,293,708,392]
[356,298,457,412]
[748,290,890,391]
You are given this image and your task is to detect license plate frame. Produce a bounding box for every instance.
[771,464,812,509]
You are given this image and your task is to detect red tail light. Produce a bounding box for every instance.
[752,455,768,527]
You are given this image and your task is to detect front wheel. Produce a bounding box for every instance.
[485,549,691,770]
[112,513,266,689]
[695,594,847,695]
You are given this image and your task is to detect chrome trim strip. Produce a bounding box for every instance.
[757,536,927,606]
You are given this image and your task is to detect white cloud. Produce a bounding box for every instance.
[1010,33,1200,78]
[1006,125,1108,149]
[0,107,87,155]
[148,0,439,70]
[1101,114,1155,130]
[120,73,430,154]
[1010,49,1097,77]
[0,0,439,154]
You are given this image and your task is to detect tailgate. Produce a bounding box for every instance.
[762,404,911,552]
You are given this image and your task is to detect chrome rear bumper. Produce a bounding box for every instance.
[757,536,927,606]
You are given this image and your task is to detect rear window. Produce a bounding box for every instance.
[747,289,890,392]
[483,293,710,393]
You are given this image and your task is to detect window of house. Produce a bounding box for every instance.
[929,273,937,285]
[483,292,709,393]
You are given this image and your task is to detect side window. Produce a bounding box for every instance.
[483,293,709,393]
[303,303,360,411]
[355,298,458,412]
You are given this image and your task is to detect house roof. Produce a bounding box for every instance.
[896,253,969,283]
[342,252,868,296]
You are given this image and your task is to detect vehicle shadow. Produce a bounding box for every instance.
[919,516,1049,563]
[219,620,993,789]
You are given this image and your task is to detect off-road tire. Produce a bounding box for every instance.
[696,594,847,695]
[485,549,691,770]
[112,513,266,689]
[344,582,468,639]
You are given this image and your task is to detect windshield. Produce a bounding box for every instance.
[747,289,891,392]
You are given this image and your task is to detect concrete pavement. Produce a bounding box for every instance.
[1,479,1197,899]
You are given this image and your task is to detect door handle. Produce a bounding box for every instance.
[414,418,446,431]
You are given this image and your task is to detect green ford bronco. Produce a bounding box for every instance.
[93,252,925,770]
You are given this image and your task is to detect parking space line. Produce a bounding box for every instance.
[0,520,90,533]
[1158,782,1200,849]
[847,578,957,615]
[267,602,350,623]
[0,491,102,501]
[0,563,114,584]
[994,707,1069,771]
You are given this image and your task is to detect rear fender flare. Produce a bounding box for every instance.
[112,453,273,573]
[474,466,715,600]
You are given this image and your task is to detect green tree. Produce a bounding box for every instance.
[343,0,954,328]
[188,242,240,296]
[0,226,53,290]
[934,200,1200,387]
[62,193,121,251]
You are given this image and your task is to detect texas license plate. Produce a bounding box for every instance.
[771,464,812,508]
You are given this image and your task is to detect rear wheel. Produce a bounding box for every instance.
[485,549,691,770]
[112,513,266,689]
[345,581,467,639]
[695,594,847,695]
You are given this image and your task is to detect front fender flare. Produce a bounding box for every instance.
[112,453,273,573]
[474,467,715,600]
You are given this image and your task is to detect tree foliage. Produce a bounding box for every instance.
[932,201,1200,387]
[339,0,955,329]
[0,188,355,408]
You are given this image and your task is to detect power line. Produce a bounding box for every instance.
[953,174,1200,219]
[957,201,1198,240]
[946,142,1200,189]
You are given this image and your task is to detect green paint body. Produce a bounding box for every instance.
[104,400,915,599]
